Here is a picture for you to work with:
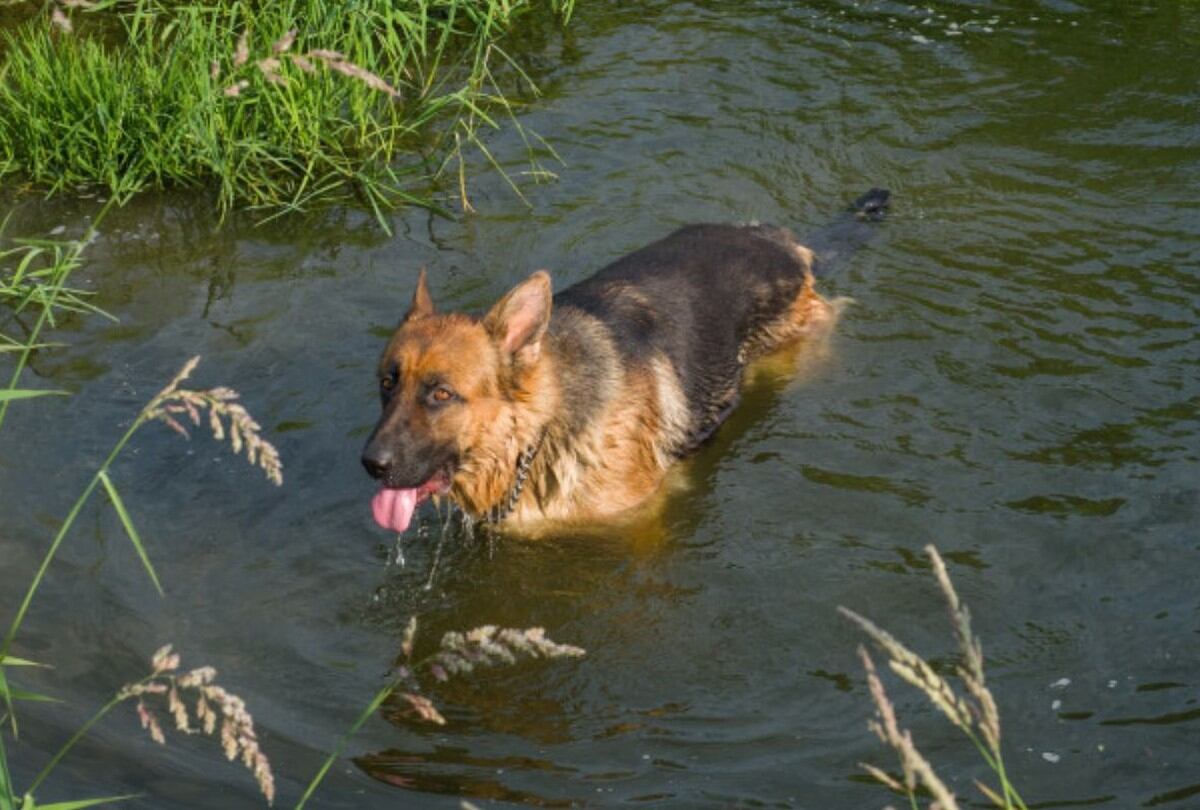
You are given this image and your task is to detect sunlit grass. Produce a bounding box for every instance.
[0,0,574,226]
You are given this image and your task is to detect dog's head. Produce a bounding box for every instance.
[362,269,552,533]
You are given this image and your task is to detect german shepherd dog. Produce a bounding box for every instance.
[363,190,889,534]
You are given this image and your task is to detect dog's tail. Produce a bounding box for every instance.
[807,187,890,277]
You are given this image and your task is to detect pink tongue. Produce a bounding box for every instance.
[371,487,419,533]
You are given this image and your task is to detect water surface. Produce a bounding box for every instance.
[2,1,1199,807]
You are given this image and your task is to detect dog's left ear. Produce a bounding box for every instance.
[403,267,435,323]
[484,271,552,366]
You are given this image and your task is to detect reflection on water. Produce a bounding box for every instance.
[2,0,1199,807]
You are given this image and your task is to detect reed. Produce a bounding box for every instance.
[0,356,282,809]
[295,617,584,809]
[21,645,275,806]
[841,545,1029,810]
[0,0,574,227]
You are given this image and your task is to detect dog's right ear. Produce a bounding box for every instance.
[402,267,435,323]
[483,270,552,367]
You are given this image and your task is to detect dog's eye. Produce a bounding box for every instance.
[380,377,396,391]
[428,385,456,405]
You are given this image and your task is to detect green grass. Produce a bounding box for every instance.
[0,206,116,431]
[0,0,573,225]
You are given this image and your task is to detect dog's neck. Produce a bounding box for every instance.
[452,308,635,525]
[478,431,544,524]
[450,348,559,521]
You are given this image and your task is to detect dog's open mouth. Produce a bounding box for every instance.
[371,468,453,534]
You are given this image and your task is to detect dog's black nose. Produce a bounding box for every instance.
[361,446,393,480]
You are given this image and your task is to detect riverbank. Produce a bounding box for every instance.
[0,0,572,226]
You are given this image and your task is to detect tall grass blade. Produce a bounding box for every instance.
[0,391,68,402]
[97,471,163,597]
[294,682,396,810]
[25,796,136,810]
[0,727,16,810]
[7,689,60,704]
[0,667,14,736]
[0,200,114,432]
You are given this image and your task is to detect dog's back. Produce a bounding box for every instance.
[555,223,824,455]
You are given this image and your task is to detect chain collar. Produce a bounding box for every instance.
[480,433,544,525]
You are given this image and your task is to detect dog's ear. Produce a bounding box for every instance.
[403,267,435,322]
[484,271,552,366]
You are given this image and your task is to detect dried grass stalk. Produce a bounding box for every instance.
[272,29,297,55]
[142,355,283,485]
[927,544,1001,750]
[387,618,584,727]
[842,545,1028,810]
[435,625,586,676]
[50,7,72,33]
[839,606,974,734]
[399,692,445,725]
[859,646,960,809]
[234,30,250,68]
[217,32,402,100]
[122,644,274,804]
[305,50,401,98]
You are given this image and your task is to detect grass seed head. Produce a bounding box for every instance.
[840,607,974,734]
[123,646,274,803]
[272,29,297,55]
[143,356,283,486]
[400,691,446,725]
[234,30,250,68]
[50,7,72,34]
[845,546,1023,810]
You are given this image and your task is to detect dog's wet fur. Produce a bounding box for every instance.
[363,190,889,529]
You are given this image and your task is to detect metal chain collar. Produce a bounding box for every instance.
[481,432,544,525]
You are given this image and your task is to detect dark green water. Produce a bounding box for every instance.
[2,1,1199,807]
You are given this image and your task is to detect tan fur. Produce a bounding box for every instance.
[509,350,672,523]
[647,354,691,469]
[737,242,835,363]
[375,238,839,528]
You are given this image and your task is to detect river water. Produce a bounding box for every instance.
[2,1,1198,807]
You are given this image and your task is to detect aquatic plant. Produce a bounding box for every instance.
[0,356,282,809]
[0,0,575,226]
[19,645,275,806]
[0,203,117,431]
[295,616,584,808]
[841,545,1028,810]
